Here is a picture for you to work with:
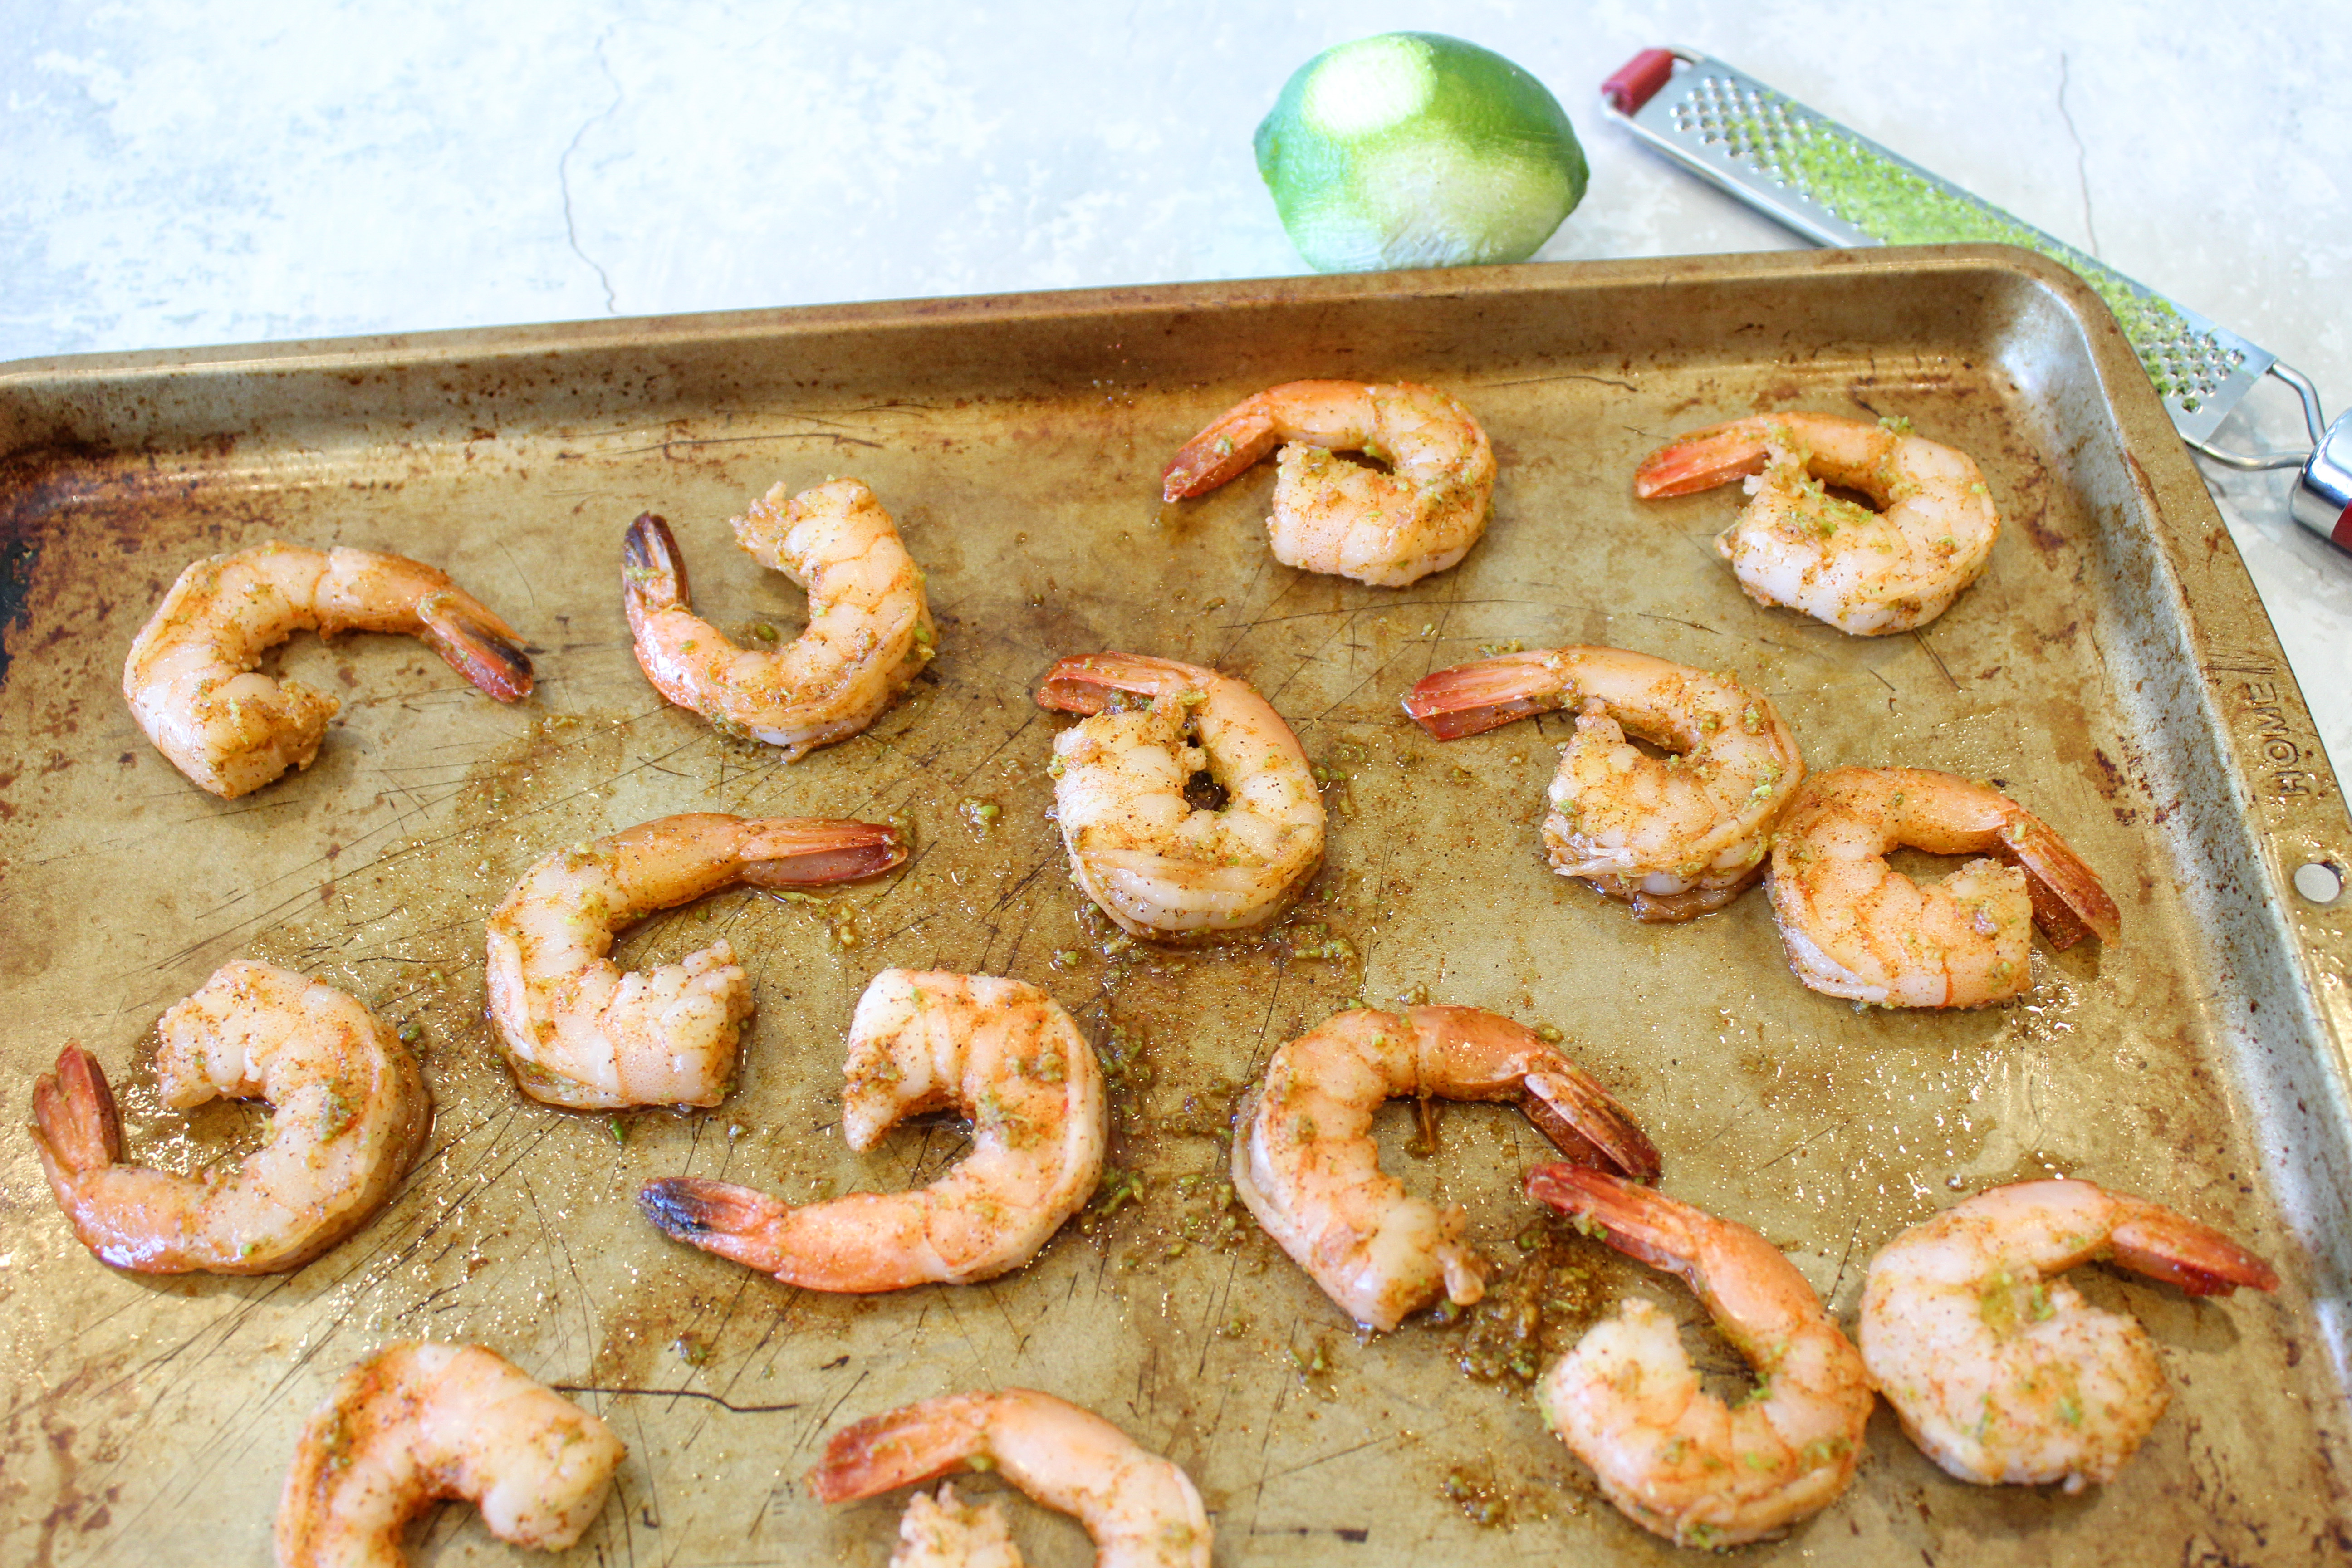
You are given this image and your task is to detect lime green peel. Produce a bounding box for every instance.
[1256,33,1588,272]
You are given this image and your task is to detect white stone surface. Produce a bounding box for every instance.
[5,0,2347,772]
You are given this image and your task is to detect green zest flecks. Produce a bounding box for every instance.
[1715,107,2203,398]
[1093,1165,1146,1217]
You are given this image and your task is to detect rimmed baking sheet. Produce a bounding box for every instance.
[1,247,2346,1563]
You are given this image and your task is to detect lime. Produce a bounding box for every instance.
[1254,32,1587,272]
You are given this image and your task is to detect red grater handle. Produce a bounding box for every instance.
[1603,49,1679,114]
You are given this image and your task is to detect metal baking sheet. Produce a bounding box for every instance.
[2,247,2347,1565]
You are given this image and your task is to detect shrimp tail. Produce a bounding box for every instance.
[806,1396,986,1502]
[30,1044,123,1174]
[1401,652,1573,740]
[1034,652,1197,713]
[1633,419,1776,499]
[1523,1070,1664,1184]
[1995,816,2122,949]
[416,590,535,703]
[622,512,690,615]
[1526,1164,1700,1279]
[2108,1200,2281,1296]
[1161,403,1281,501]
[736,819,908,885]
[637,1177,792,1269]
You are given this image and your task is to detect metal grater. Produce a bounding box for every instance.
[1600,47,2352,553]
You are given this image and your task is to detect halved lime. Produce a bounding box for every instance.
[1255,32,1588,272]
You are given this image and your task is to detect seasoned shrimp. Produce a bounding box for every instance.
[1768,767,2120,1008]
[1405,647,1805,921]
[30,960,431,1274]
[1860,1179,2278,1492]
[1636,412,2000,635]
[808,1388,1211,1568]
[1161,380,1495,586]
[124,541,533,798]
[276,1340,624,1568]
[485,813,905,1109]
[1529,1166,1873,1548]
[639,969,1104,1289]
[1233,1005,1660,1332]
[1037,653,1323,940]
[624,477,935,760]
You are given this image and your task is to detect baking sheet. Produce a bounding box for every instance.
[1,247,2347,1564]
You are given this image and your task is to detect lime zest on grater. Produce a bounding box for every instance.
[1600,48,2292,450]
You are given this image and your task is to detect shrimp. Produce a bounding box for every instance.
[1529,1166,1873,1548]
[1404,647,1805,921]
[1036,653,1324,940]
[1767,766,2120,1008]
[1859,1179,2278,1492]
[485,813,905,1109]
[807,1388,1211,1568]
[623,477,936,760]
[275,1340,624,1568]
[29,960,431,1274]
[1635,412,2000,635]
[1161,380,1495,587]
[124,541,533,798]
[638,969,1104,1289]
[1232,1005,1661,1332]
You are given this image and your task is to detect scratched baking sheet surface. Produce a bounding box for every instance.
[3,251,2347,1565]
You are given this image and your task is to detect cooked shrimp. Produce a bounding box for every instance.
[1636,412,2000,635]
[1404,647,1804,921]
[639,969,1104,1289]
[1529,1166,1873,1548]
[1232,1005,1660,1332]
[807,1389,1210,1568]
[485,813,904,1109]
[1161,380,1495,586]
[624,477,935,760]
[1036,652,1323,940]
[889,1485,1024,1568]
[1860,1179,2278,1492]
[1768,766,2120,1008]
[29,960,431,1274]
[124,541,533,798]
[275,1340,624,1568]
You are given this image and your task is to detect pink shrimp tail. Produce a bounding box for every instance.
[1161,398,1283,501]
[1401,652,1573,740]
[806,1394,990,1502]
[417,591,535,703]
[1523,1072,1664,1185]
[1633,418,1775,500]
[642,1178,941,1292]
[1997,817,2122,949]
[1525,1165,1701,1277]
[1034,652,1208,714]
[737,818,907,885]
[2108,1200,2280,1297]
[1410,1005,1662,1181]
[622,512,691,615]
[638,1177,793,1268]
[30,1044,122,1175]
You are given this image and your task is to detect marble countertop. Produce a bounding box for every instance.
[6,0,2347,776]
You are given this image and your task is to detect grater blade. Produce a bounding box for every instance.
[1602,49,2274,446]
